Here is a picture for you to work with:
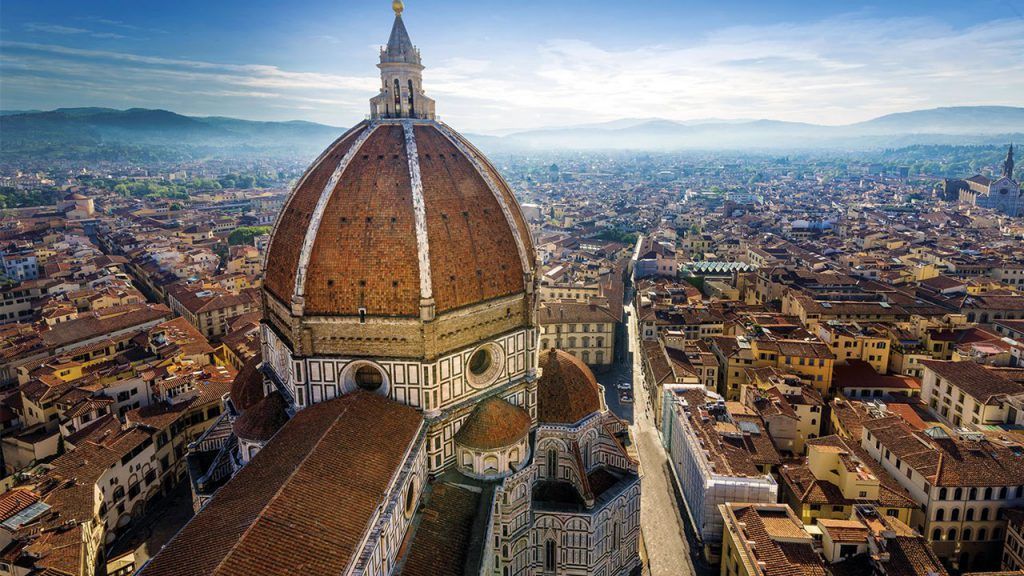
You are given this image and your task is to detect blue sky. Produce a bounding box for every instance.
[2,0,1023,133]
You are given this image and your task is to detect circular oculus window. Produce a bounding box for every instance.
[354,365,384,391]
[465,344,504,388]
[342,361,389,396]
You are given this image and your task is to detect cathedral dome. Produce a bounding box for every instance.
[537,349,602,425]
[454,396,532,450]
[263,121,534,321]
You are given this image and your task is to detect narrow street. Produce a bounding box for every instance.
[597,277,699,576]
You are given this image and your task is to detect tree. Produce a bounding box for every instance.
[228,225,272,246]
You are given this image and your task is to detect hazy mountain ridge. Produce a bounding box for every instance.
[483,106,1024,151]
[0,108,344,162]
[1,106,1021,162]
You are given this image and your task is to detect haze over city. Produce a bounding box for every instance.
[1,2,1024,576]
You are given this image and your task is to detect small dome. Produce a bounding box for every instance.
[537,349,602,425]
[455,397,531,450]
[230,354,265,412]
[233,391,288,442]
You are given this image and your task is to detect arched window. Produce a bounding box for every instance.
[981,508,990,521]
[950,508,960,521]
[404,479,417,518]
[408,79,415,115]
[544,539,556,571]
[932,528,941,541]
[969,488,977,500]
[541,339,549,349]
[582,336,590,348]
[984,487,993,500]
[954,488,963,500]
[939,488,947,500]
[509,448,520,467]
[611,521,619,547]
[483,455,499,473]
[947,528,956,541]
[547,448,557,479]
[977,528,987,541]
[568,336,577,348]
[993,527,1002,540]
[962,528,971,541]
[935,509,944,522]
[966,508,974,521]
[393,78,401,111]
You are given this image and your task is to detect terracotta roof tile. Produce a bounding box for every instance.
[265,121,533,318]
[142,392,423,576]
[229,353,265,412]
[537,349,601,425]
[232,391,289,442]
[454,396,531,449]
[264,124,367,304]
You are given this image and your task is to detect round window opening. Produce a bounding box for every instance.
[469,348,492,376]
[355,366,384,391]
[465,344,504,389]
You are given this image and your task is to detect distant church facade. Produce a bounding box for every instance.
[943,145,1022,217]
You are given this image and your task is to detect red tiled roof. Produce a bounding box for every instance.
[399,483,482,576]
[264,122,534,317]
[920,359,1024,403]
[537,349,602,425]
[0,489,38,523]
[141,392,423,576]
[232,391,289,442]
[229,353,265,412]
[454,396,531,449]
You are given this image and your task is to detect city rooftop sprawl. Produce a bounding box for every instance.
[2,4,1024,576]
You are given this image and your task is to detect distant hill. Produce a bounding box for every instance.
[484,106,1024,151]
[2,106,1022,162]
[0,107,343,163]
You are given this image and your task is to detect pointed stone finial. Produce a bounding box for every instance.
[393,0,404,15]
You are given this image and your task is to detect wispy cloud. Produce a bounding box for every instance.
[3,14,1024,131]
[0,41,377,122]
[427,15,1024,131]
[77,15,168,35]
[23,22,128,40]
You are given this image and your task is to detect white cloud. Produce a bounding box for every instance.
[3,15,1024,131]
[428,15,1024,132]
[24,22,127,40]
